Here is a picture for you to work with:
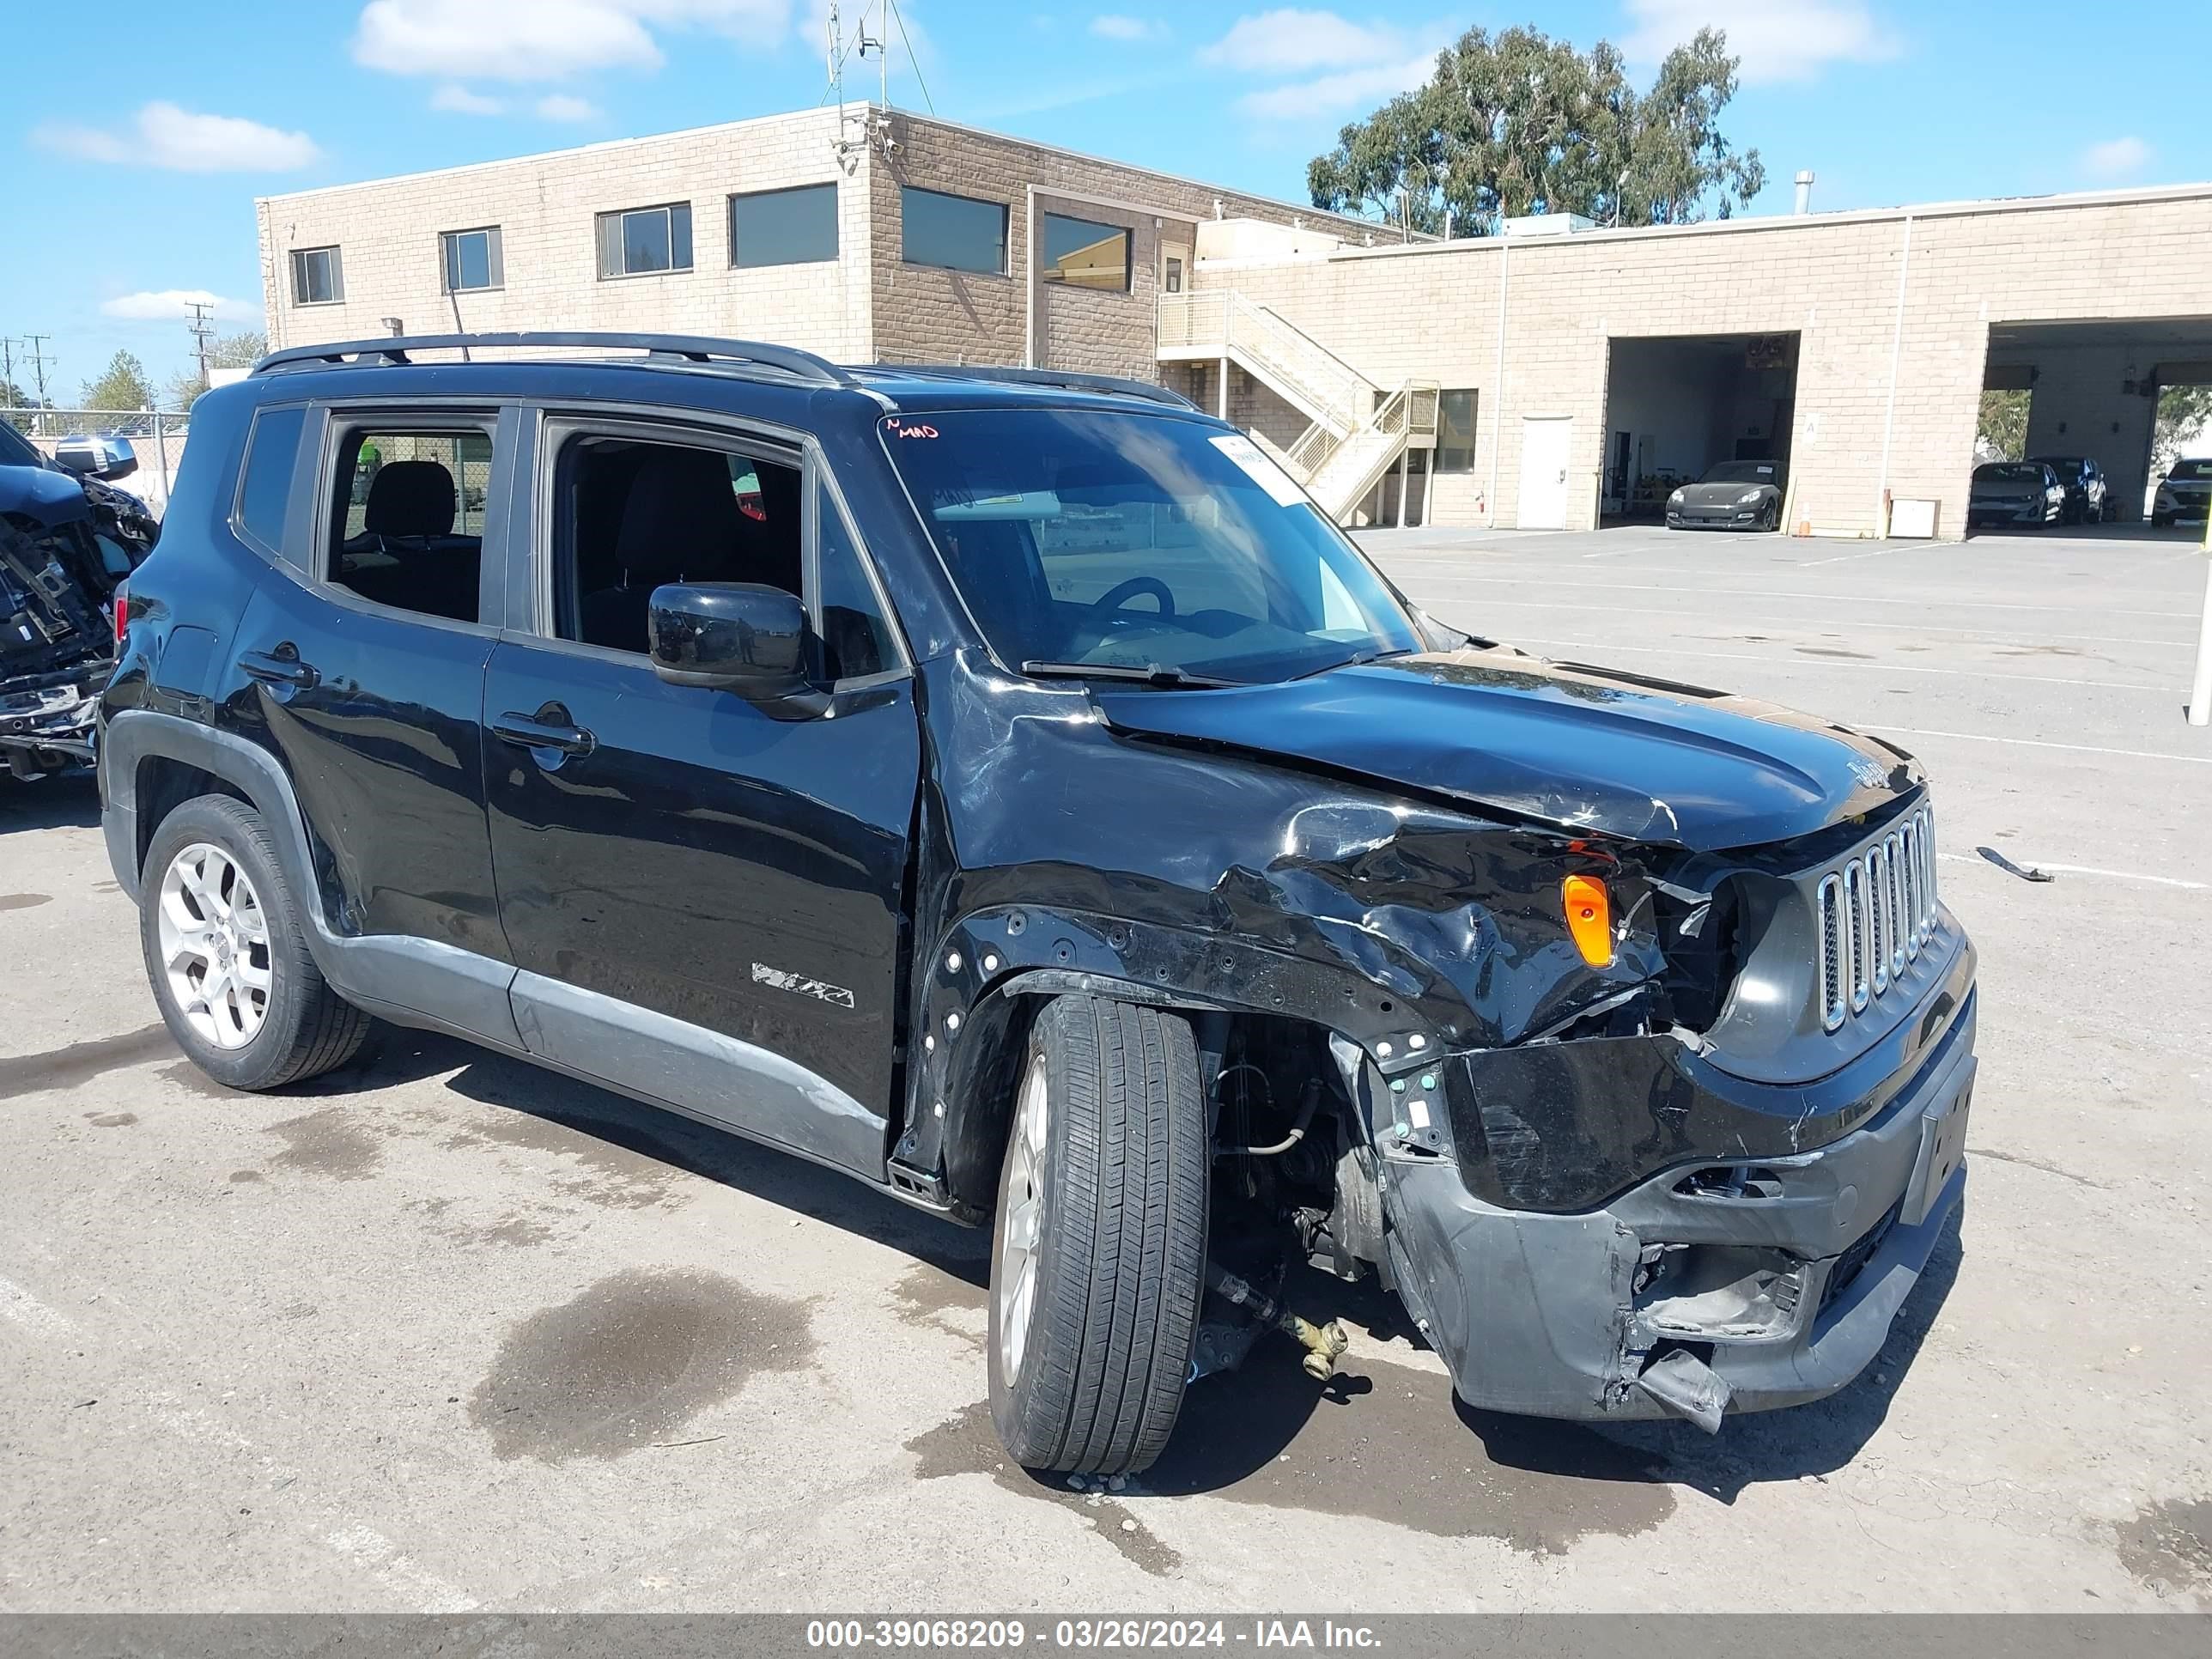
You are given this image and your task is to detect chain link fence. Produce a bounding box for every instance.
[3,407,191,514]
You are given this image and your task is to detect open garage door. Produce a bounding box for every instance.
[1980,318,2212,541]
[1600,333,1799,531]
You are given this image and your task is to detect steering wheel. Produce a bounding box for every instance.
[1079,576,1176,633]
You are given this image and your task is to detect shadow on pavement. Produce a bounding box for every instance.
[0,771,101,834]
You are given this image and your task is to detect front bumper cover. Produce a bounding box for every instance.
[1381,985,1976,1424]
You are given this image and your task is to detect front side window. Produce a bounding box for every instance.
[730,184,838,268]
[901,186,1007,276]
[596,204,693,278]
[548,434,896,684]
[325,424,494,624]
[441,226,504,292]
[1040,212,1130,291]
[1435,390,1478,472]
[553,435,801,654]
[291,246,343,306]
[883,410,1421,686]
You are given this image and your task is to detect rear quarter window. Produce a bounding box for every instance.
[236,405,307,558]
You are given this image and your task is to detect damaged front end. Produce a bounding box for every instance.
[902,647,1975,1433]
[2,464,155,780]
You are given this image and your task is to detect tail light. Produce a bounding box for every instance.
[112,581,130,650]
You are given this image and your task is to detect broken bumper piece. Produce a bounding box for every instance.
[1382,990,1976,1426]
[0,678,101,771]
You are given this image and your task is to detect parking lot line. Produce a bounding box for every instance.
[1863,723,2212,766]
[1504,636,2171,693]
[1417,574,2191,621]
[1461,598,2193,652]
[1938,854,2209,891]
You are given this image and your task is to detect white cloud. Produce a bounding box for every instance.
[431,82,506,114]
[2081,137,2149,179]
[33,102,320,172]
[352,0,792,83]
[100,290,257,323]
[1200,9,1406,75]
[1621,0,1898,85]
[1237,52,1437,121]
[1091,14,1164,40]
[536,93,602,120]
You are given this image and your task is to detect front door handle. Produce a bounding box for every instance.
[491,708,597,758]
[240,648,319,690]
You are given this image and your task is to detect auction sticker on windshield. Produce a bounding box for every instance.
[1209,433,1308,507]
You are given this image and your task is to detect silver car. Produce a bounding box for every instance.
[1665,459,1784,532]
[1967,461,2064,529]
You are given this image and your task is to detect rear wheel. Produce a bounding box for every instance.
[987,994,1207,1475]
[141,794,374,1091]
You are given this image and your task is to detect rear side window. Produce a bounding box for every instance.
[236,406,307,557]
[325,423,495,624]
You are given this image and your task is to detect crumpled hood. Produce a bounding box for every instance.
[0,464,93,529]
[1091,647,1921,851]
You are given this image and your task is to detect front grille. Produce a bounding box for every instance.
[1820,1198,1902,1312]
[1816,805,1936,1033]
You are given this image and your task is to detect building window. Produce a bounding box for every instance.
[901,186,1007,276]
[596,203,693,278]
[1040,212,1130,291]
[730,184,838,268]
[1436,389,1478,472]
[441,226,504,292]
[290,246,343,306]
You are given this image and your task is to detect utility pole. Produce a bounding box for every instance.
[1,337,16,404]
[186,301,216,392]
[23,334,53,409]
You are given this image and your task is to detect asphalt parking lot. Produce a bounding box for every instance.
[3,523,2209,1613]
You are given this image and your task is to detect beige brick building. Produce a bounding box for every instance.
[259,109,2212,541]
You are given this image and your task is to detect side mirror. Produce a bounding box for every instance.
[648,581,818,708]
[55,435,139,483]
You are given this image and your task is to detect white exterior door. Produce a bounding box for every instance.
[1517,416,1573,529]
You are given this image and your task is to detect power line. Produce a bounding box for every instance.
[22,335,52,407]
[186,301,216,388]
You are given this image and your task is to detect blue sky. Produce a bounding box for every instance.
[9,0,2209,399]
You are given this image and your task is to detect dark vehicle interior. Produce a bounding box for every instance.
[1698,460,1779,486]
[330,428,490,623]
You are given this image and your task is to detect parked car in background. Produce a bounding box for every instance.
[1,420,159,781]
[100,331,1975,1468]
[1966,461,2065,529]
[2151,458,2212,526]
[1665,459,1784,531]
[2027,455,2108,524]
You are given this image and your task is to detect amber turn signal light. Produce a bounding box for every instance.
[1561,873,1614,968]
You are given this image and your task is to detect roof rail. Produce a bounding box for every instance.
[865,364,1200,410]
[252,331,857,386]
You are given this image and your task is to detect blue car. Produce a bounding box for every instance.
[1,419,159,779]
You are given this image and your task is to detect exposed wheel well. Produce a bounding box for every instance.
[134,757,248,878]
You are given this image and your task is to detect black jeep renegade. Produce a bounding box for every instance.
[100,332,1976,1473]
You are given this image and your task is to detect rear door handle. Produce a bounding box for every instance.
[491,709,597,757]
[239,648,319,690]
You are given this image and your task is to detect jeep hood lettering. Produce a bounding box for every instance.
[1090,647,1919,850]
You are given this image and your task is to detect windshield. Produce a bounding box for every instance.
[2033,458,2085,481]
[1699,461,1776,484]
[0,421,44,471]
[882,409,1423,684]
[2170,459,2212,480]
[1975,464,2045,483]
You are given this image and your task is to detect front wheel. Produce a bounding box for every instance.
[988,995,1207,1475]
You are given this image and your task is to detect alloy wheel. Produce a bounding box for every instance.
[995,1052,1050,1382]
[156,842,273,1050]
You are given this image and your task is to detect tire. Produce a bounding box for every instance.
[140,793,374,1091]
[1761,501,1780,532]
[987,994,1207,1475]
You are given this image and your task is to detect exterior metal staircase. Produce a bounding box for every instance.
[1158,289,1437,523]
